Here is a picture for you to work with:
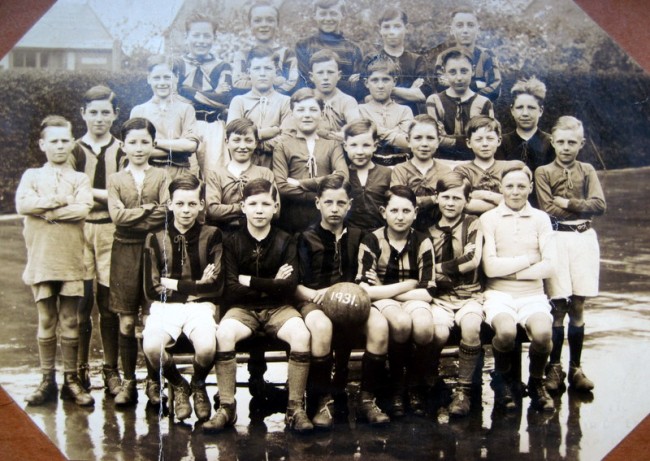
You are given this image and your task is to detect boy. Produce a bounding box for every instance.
[428,172,484,417]
[206,118,276,232]
[72,86,124,395]
[130,55,200,180]
[344,119,391,231]
[295,0,363,97]
[203,178,313,433]
[357,185,437,417]
[296,175,391,428]
[497,77,555,175]
[426,6,502,101]
[231,2,299,95]
[455,116,525,215]
[480,165,556,412]
[16,115,94,406]
[227,46,292,169]
[534,116,606,392]
[426,47,494,161]
[391,115,452,231]
[358,58,413,167]
[142,174,223,422]
[273,88,349,234]
[107,118,170,406]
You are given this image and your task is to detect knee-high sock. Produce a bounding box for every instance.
[361,351,387,397]
[529,344,550,380]
[162,361,184,387]
[77,280,94,364]
[388,341,410,393]
[458,342,482,387]
[60,336,79,373]
[38,336,57,374]
[549,326,565,364]
[215,351,237,405]
[192,360,213,385]
[568,324,585,368]
[119,333,138,380]
[97,284,119,368]
[407,343,434,387]
[287,351,310,407]
[308,352,333,399]
[492,340,513,375]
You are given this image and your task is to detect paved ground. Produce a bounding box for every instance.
[1,168,649,460]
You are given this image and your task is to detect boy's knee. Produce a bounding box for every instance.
[388,312,412,343]
[412,322,434,346]
[119,316,136,336]
[460,315,482,344]
[306,312,332,342]
[433,324,450,347]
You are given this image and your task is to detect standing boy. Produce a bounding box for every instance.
[203,178,313,433]
[480,165,556,412]
[535,116,606,392]
[142,174,223,422]
[17,115,94,406]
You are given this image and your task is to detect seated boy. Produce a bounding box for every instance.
[535,116,606,392]
[131,55,200,180]
[227,46,292,169]
[16,115,94,406]
[359,58,413,167]
[455,116,525,215]
[295,0,363,97]
[142,174,222,422]
[344,119,391,231]
[480,165,556,412]
[203,178,313,433]
[426,48,494,161]
[428,172,484,417]
[296,174,390,428]
[426,6,502,101]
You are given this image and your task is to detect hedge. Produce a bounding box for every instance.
[0,68,649,213]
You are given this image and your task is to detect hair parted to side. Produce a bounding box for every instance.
[437,172,472,200]
[551,115,584,137]
[363,55,398,79]
[185,13,217,33]
[246,45,279,70]
[314,0,345,13]
[290,88,325,110]
[439,46,474,68]
[384,184,417,208]
[501,163,533,182]
[226,118,260,141]
[309,49,341,70]
[450,5,478,20]
[39,115,72,138]
[243,177,278,201]
[343,119,378,141]
[120,117,156,142]
[82,85,118,111]
[317,173,351,197]
[465,115,502,139]
[407,114,440,138]
[146,54,179,75]
[248,1,280,23]
[511,76,547,105]
[378,7,408,25]
[169,173,203,199]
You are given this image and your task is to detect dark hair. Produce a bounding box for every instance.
[317,173,351,198]
[439,46,473,68]
[364,56,398,79]
[501,164,533,182]
[290,88,324,111]
[465,115,501,139]
[450,5,477,21]
[82,85,118,111]
[226,118,259,141]
[343,119,378,141]
[243,178,278,201]
[246,45,279,70]
[384,185,417,208]
[378,7,407,25]
[120,117,156,142]
[314,0,344,13]
[511,76,547,106]
[436,172,472,200]
[407,114,439,138]
[169,173,203,199]
[248,1,279,24]
[309,49,340,71]
[146,54,179,75]
[39,115,72,138]
[185,13,217,33]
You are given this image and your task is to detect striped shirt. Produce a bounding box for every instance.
[348,164,391,231]
[455,160,525,193]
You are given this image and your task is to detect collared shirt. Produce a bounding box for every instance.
[348,163,391,231]
[534,160,606,222]
[227,89,291,130]
[174,53,232,120]
[359,100,413,164]
[231,44,299,95]
[455,159,525,193]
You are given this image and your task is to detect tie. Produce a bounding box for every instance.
[174,234,189,267]
[453,99,463,136]
[94,151,106,190]
[437,225,455,263]
[521,141,529,165]
[259,97,268,126]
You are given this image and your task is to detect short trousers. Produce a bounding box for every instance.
[483,290,552,327]
[83,221,115,286]
[546,228,600,299]
[143,301,217,344]
[222,305,301,338]
[299,300,379,318]
[109,239,145,314]
[431,294,485,329]
[373,298,432,315]
[31,280,84,302]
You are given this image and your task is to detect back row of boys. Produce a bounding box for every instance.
[17,69,605,434]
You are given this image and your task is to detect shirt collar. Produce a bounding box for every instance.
[497,200,533,217]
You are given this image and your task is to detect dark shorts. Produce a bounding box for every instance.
[109,239,145,315]
[223,305,301,338]
[299,301,367,348]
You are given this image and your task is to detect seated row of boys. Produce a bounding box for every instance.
[19,90,604,434]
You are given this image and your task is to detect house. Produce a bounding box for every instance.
[1,1,121,71]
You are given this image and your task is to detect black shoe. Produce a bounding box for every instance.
[528,377,555,412]
[358,395,390,426]
[203,402,237,433]
[492,372,517,412]
[102,366,122,397]
[78,363,91,391]
[285,403,314,433]
[61,372,95,406]
[171,378,192,421]
[544,363,566,393]
[191,380,211,422]
[408,387,426,416]
[311,396,334,429]
[26,373,57,406]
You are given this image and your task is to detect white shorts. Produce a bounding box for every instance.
[546,228,600,299]
[83,222,115,286]
[483,291,552,327]
[431,294,485,329]
[143,301,218,343]
[373,298,432,315]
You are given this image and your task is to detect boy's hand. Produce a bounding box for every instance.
[238,274,252,286]
[475,80,487,90]
[310,288,328,305]
[141,203,156,212]
[463,243,476,255]
[365,269,381,286]
[527,253,541,266]
[275,263,293,280]
[197,263,217,284]
[348,73,360,83]
[161,277,178,291]
[215,80,232,95]
[411,78,424,89]
[287,177,301,186]
[552,196,570,209]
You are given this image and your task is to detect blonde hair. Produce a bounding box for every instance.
[551,116,584,137]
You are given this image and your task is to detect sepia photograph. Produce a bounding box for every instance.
[0,0,649,459]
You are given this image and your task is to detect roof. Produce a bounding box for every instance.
[15,1,115,50]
